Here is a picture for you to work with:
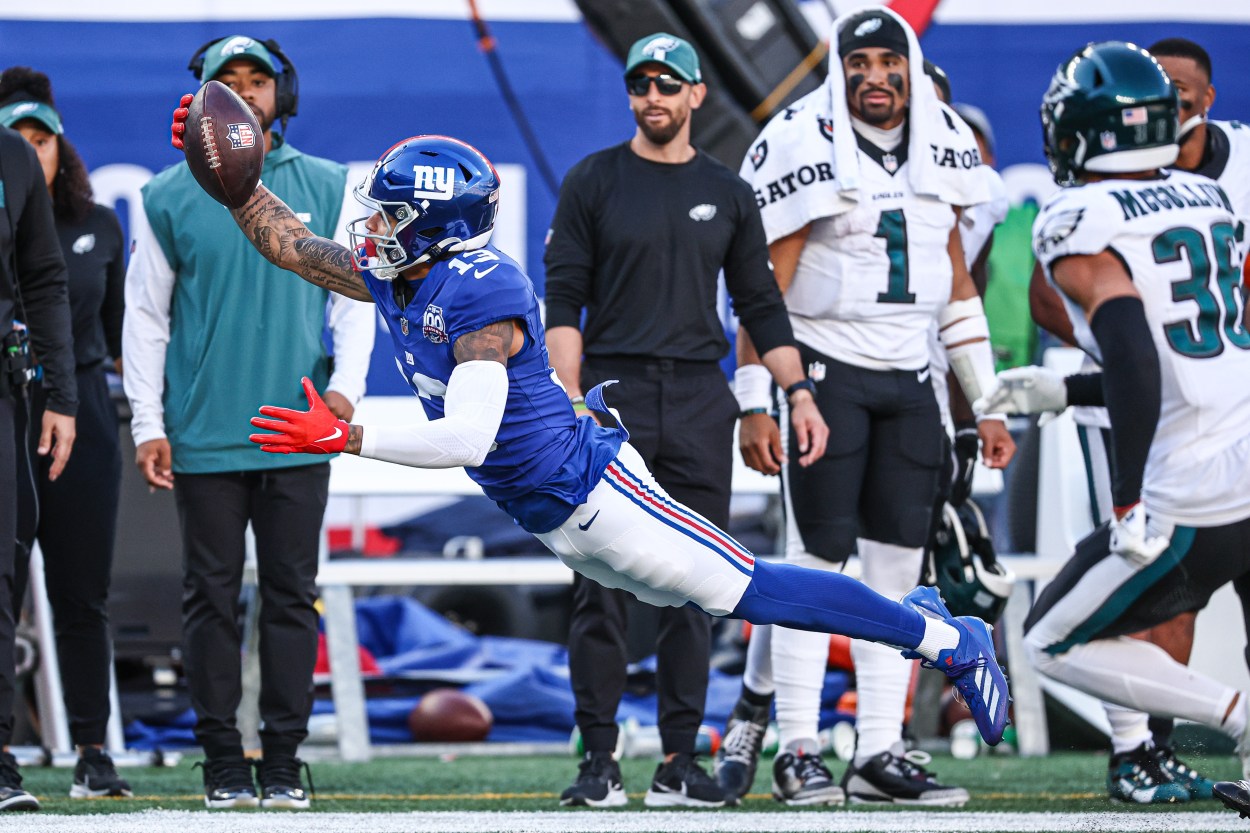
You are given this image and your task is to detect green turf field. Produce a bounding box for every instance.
[15,750,1244,814]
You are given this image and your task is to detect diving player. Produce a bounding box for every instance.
[165,111,1012,755]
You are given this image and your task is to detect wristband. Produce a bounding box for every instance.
[785,378,817,402]
[733,363,773,411]
[570,396,588,413]
[739,407,769,418]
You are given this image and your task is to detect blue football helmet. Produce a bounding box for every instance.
[349,135,501,279]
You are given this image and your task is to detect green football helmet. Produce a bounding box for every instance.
[924,500,1014,625]
[1041,41,1179,185]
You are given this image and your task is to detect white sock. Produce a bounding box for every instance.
[742,623,775,697]
[853,540,926,763]
[1224,691,1247,744]
[915,617,961,661]
[773,552,839,750]
[1105,704,1153,755]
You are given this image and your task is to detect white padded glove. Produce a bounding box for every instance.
[1110,503,1171,568]
[973,366,1068,416]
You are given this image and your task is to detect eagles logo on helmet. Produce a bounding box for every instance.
[348,135,501,280]
[924,500,1015,625]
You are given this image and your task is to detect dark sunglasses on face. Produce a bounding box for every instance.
[625,74,685,96]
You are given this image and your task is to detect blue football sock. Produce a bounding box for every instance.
[731,559,925,649]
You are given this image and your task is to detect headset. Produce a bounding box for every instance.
[186,36,300,134]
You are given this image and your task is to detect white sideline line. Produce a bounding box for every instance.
[17,811,1249,833]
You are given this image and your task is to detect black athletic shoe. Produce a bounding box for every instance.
[644,752,730,808]
[70,748,133,798]
[715,694,771,802]
[1107,744,1189,804]
[1154,745,1215,800]
[559,752,627,808]
[1216,780,1250,817]
[842,750,969,806]
[0,752,38,812]
[195,756,259,809]
[257,754,313,809]
[772,749,845,806]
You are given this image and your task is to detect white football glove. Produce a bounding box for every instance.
[1110,503,1172,568]
[973,366,1068,416]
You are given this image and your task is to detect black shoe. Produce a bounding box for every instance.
[644,752,729,808]
[842,750,969,806]
[1154,744,1215,800]
[195,755,259,809]
[1216,780,1250,818]
[257,754,313,809]
[560,751,627,808]
[71,748,133,798]
[1107,744,1190,804]
[0,752,39,812]
[772,748,845,806]
[715,693,771,802]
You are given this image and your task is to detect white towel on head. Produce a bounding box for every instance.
[741,4,993,245]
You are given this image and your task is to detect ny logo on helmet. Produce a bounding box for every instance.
[413,165,455,201]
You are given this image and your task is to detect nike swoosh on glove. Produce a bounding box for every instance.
[973,366,1067,416]
[249,376,350,454]
[1110,502,1171,568]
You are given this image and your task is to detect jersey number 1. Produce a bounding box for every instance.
[875,209,916,304]
[1154,222,1250,358]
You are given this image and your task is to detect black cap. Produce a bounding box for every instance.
[838,10,910,58]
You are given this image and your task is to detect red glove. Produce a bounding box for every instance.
[171,93,193,150]
[249,377,350,455]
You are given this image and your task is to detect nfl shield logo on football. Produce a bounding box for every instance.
[227,122,256,150]
[1100,131,1118,150]
[422,304,449,344]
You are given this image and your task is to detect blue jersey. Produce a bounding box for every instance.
[362,245,622,532]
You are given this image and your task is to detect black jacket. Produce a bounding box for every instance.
[0,126,76,413]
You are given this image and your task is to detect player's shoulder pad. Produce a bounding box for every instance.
[440,247,533,338]
[740,87,827,181]
[1032,184,1122,264]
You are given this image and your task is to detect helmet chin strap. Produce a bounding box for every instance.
[1178,112,1207,141]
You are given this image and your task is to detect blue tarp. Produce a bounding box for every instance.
[125,595,851,748]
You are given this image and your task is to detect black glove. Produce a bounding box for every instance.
[950,426,980,508]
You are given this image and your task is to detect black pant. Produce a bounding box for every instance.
[12,367,121,746]
[568,357,735,755]
[174,464,329,758]
[0,396,17,746]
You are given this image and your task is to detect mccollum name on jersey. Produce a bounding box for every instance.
[1108,180,1233,222]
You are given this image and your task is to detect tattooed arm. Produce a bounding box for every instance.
[230,185,374,302]
[453,319,525,365]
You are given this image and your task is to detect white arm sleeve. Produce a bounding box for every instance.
[326,295,376,405]
[360,360,507,469]
[122,209,174,446]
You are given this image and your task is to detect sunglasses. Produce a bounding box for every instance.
[625,74,685,97]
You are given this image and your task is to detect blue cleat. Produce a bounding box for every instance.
[900,587,1011,746]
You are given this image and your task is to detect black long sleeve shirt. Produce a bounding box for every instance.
[57,204,125,368]
[543,142,793,361]
[0,127,76,414]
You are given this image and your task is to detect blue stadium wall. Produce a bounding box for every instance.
[2,6,1248,395]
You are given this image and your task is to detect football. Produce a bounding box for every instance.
[407,688,493,742]
[181,80,263,209]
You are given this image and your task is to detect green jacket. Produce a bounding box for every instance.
[141,140,348,473]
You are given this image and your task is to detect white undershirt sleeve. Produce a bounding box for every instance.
[360,360,508,468]
[122,208,175,447]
